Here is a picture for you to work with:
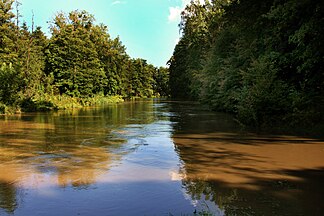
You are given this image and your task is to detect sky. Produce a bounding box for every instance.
[17,0,196,67]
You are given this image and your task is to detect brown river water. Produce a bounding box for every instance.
[0,99,323,216]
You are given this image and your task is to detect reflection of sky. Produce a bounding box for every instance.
[0,101,223,215]
[3,100,321,215]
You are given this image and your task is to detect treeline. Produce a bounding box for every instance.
[169,0,324,126]
[0,0,169,113]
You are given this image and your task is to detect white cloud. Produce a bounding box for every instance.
[168,0,205,23]
[182,0,191,6]
[168,6,182,22]
[111,1,126,6]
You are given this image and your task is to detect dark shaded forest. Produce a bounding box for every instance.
[169,0,324,126]
[0,0,170,113]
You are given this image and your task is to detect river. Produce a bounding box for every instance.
[0,99,323,216]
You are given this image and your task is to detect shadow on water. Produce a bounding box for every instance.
[169,101,324,216]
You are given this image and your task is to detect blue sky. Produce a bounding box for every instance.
[17,0,194,67]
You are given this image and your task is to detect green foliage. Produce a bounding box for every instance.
[17,24,48,98]
[46,10,107,97]
[45,10,168,100]
[169,0,231,100]
[153,67,170,97]
[236,56,290,126]
[81,95,124,106]
[0,63,22,105]
[0,0,18,64]
[127,58,155,98]
[0,4,170,114]
[20,97,56,111]
[169,0,324,126]
[20,94,124,111]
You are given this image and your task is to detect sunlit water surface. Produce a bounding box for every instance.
[0,99,323,216]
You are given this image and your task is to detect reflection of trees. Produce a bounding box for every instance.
[171,102,324,215]
[0,99,158,213]
[181,169,324,216]
[0,181,19,214]
[0,120,119,188]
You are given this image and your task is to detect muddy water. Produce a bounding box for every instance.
[0,99,323,216]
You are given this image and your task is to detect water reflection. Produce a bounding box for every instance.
[0,100,323,215]
[0,100,164,214]
[0,181,19,214]
[170,102,324,215]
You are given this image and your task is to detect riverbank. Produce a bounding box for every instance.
[0,94,124,114]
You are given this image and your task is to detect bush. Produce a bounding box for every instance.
[236,56,289,126]
[0,63,23,106]
[0,103,7,114]
[20,97,56,112]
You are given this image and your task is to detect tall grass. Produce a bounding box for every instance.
[0,94,124,114]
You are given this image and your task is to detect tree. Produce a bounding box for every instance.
[169,0,219,100]
[0,63,22,106]
[153,67,170,97]
[0,4,170,112]
[169,0,324,126]
[0,0,17,64]
[46,10,107,97]
[90,24,130,96]
[17,23,48,98]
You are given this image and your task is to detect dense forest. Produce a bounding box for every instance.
[0,0,170,114]
[1,0,323,127]
[169,0,324,126]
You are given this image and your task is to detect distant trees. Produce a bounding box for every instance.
[46,10,170,99]
[169,0,324,126]
[0,1,169,113]
[46,11,107,97]
[154,67,170,97]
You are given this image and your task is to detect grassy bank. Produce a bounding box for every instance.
[0,94,124,114]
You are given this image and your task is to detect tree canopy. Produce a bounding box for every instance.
[0,1,170,113]
[169,0,324,126]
